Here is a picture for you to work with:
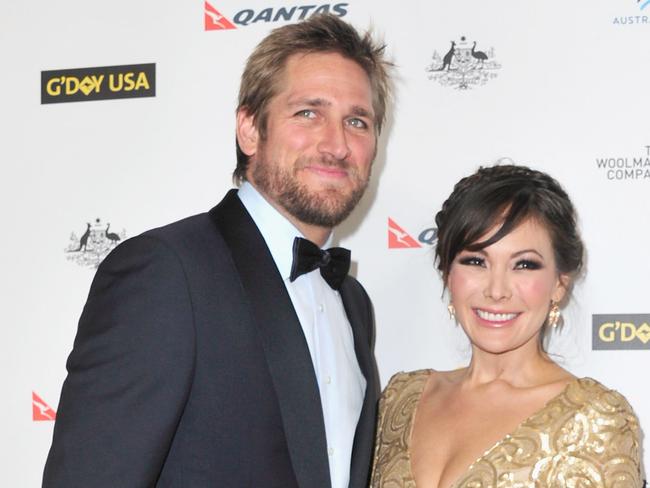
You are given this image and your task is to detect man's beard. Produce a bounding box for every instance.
[251,156,370,228]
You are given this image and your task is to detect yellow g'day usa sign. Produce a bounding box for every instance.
[41,63,155,104]
[593,314,650,350]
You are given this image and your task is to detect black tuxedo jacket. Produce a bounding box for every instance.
[43,190,379,488]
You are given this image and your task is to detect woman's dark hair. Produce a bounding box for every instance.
[435,164,584,285]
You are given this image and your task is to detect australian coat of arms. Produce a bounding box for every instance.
[426,36,501,90]
[65,218,126,268]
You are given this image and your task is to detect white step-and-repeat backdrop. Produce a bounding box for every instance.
[3,1,648,485]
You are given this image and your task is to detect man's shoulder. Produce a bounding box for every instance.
[93,210,217,272]
[143,211,213,241]
[103,199,231,268]
[141,189,240,243]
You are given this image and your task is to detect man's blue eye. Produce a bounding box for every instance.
[296,110,316,118]
[348,118,368,129]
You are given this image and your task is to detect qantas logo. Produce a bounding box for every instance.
[32,392,56,421]
[388,218,438,249]
[204,2,236,30]
[388,218,421,249]
[204,2,349,31]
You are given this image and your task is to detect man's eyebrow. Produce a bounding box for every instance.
[287,97,330,107]
[287,98,374,119]
[350,106,373,119]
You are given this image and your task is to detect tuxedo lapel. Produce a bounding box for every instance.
[339,278,379,488]
[210,190,331,488]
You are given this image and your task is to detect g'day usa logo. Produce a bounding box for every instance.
[593,314,650,350]
[204,1,348,31]
[41,63,155,104]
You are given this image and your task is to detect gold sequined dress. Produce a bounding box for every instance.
[370,370,641,487]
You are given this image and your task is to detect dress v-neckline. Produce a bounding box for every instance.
[405,371,582,488]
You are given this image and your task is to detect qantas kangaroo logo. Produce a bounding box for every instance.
[204,2,236,30]
[388,218,421,249]
[32,392,56,421]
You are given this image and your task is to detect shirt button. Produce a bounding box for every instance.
[318,304,324,312]
[325,376,332,384]
[328,447,334,457]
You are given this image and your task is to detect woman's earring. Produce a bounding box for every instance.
[448,304,456,321]
[548,301,561,328]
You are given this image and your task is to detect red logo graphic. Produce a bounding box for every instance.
[388,218,421,249]
[204,2,236,30]
[32,392,56,421]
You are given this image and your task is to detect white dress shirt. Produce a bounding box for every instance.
[238,182,366,488]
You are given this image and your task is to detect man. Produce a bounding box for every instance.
[43,13,391,488]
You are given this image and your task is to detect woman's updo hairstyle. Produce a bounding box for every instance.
[435,164,584,285]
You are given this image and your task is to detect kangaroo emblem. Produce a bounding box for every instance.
[71,223,91,252]
[437,41,456,71]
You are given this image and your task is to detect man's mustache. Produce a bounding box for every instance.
[296,157,352,172]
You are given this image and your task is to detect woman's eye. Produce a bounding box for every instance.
[459,256,484,267]
[515,259,542,270]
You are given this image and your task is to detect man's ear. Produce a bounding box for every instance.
[236,108,259,157]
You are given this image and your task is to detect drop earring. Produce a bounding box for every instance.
[447,304,456,321]
[548,301,561,328]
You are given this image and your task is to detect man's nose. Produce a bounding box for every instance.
[317,121,351,161]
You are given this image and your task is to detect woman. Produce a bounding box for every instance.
[370,164,641,487]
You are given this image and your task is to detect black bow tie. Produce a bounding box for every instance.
[289,237,351,290]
